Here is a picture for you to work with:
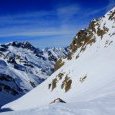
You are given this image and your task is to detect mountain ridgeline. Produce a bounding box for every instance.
[0,41,69,107]
[69,9,115,58]
[1,7,115,112]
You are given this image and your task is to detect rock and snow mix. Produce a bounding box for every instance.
[0,41,68,107]
[0,7,115,115]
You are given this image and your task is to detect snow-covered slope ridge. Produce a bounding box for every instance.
[2,7,115,111]
[0,41,68,107]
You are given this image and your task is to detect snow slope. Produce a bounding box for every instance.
[1,96,115,115]
[1,7,115,114]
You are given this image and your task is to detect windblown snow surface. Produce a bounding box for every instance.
[1,7,115,115]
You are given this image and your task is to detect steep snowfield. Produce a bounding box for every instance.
[1,96,115,115]
[0,41,68,107]
[1,7,115,114]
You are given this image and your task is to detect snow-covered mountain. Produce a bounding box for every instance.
[1,7,115,115]
[0,41,69,107]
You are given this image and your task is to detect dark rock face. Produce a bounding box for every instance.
[69,14,110,58]
[0,60,7,67]
[0,108,13,112]
[0,47,7,52]
[14,64,26,71]
[50,98,66,104]
[109,10,115,20]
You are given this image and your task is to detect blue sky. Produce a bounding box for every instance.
[0,0,114,48]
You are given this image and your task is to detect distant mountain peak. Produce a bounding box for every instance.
[0,41,69,107]
[6,41,36,51]
[2,7,115,111]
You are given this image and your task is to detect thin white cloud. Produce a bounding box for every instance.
[0,4,80,38]
[57,4,79,17]
[80,0,115,18]
[1,2,114,39]
[0,28,75,37]
[56,4,80,28]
